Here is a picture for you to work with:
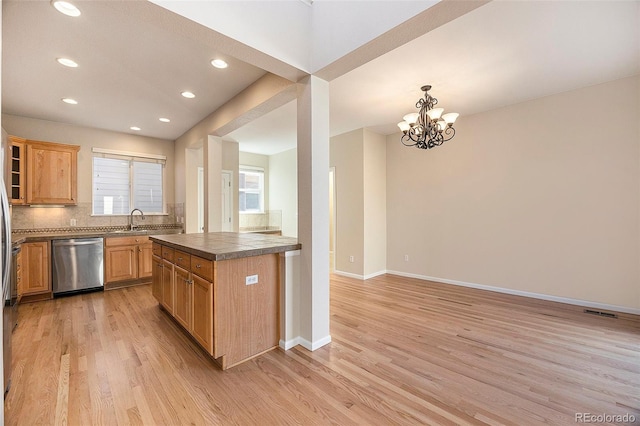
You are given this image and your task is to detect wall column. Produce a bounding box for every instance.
[296,75,331,350]
[204,135,222,232]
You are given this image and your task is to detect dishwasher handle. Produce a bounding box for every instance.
[53,239,103,247]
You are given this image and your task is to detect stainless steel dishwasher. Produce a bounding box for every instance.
[52,238,104,295]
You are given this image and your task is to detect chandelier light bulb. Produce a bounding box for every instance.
[426,108,444,121]
[402,113,419,125]
[397,121,411,132]
[442,113,459,125]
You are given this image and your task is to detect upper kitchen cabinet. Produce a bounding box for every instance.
[8,136,26,205]
[25,140,80,205]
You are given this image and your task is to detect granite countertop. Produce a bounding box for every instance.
[12,227,183,246]
[150,232,301,261]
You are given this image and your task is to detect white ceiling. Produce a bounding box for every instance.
[230,0,640,155]
[1,0,267,140]
[2,1,639,155]
[151,0,438,73]
[330,0,640,137]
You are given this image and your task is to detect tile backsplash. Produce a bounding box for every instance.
[239,210,282,230]
[12,202,183,231]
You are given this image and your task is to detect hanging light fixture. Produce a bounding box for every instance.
[398,85,459,150]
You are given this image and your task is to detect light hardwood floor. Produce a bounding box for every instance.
[5,274,639,425]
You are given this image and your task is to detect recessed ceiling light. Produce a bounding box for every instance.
[181,91,195,99]
[211,59,228,69]
[56,57,78,68]
[51,0,81,17]
[159,118,170,123]
[130,126,141,131]
[61,98,78,105]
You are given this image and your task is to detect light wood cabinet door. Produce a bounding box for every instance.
[15,249,23,297]
[151,255,163,302]
[161,259,174,314]
[26,141,79,205]
[9,136,26,205]
[22,242,50,295]
[138,242,153,279]
[173,266,192,330]
[105,245,137,283]
[192,274,213,355]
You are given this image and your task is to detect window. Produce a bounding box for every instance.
[92,149,165,215]
[239,168,264,213]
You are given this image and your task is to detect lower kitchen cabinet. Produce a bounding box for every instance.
[105,244,137,282]
[151,254,163,301]
[150,238,283,370]
[151,245,215,357]
[192,274,213,354]
[21,241,50,296]
[138,242,153,279]
[173,265,192,330]
[104,236,152,288]
[161,259,174,314]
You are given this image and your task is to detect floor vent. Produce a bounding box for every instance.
[584,309,618,319]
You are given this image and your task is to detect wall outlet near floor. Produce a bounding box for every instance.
[70,218,77,227]
[404,254,409,262]
[349,255,354,263]
[245,274,258,285]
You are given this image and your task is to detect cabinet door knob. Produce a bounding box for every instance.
[196,264,201,269]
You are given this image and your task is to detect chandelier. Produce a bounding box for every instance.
[398,85,459,149]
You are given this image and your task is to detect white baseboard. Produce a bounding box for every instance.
[279,335,332,351]
[279,337,300,350]
[386,270,640,316]
[334,269,387,280]
[297,335,332,351]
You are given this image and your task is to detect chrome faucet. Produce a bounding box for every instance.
[129,208,145,231]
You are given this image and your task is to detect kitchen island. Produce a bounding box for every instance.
[149,232,301,369]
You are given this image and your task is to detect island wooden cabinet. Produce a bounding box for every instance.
[21,241,50,296]
[173,265,192,330]
[161,258,174,313]
[151,254,163,301]
[151,239,280,370]
[104,236,152,288]
[191,274,213,354]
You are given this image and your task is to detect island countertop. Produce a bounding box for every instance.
[149,232,301,261]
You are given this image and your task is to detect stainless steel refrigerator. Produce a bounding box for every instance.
[1,128,15,398]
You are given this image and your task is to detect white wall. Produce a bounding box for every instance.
[330,129,365,275]
[386,75,640,311]
[269,148,298,237]
[329,128,388,278]
[363,130,387,277]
